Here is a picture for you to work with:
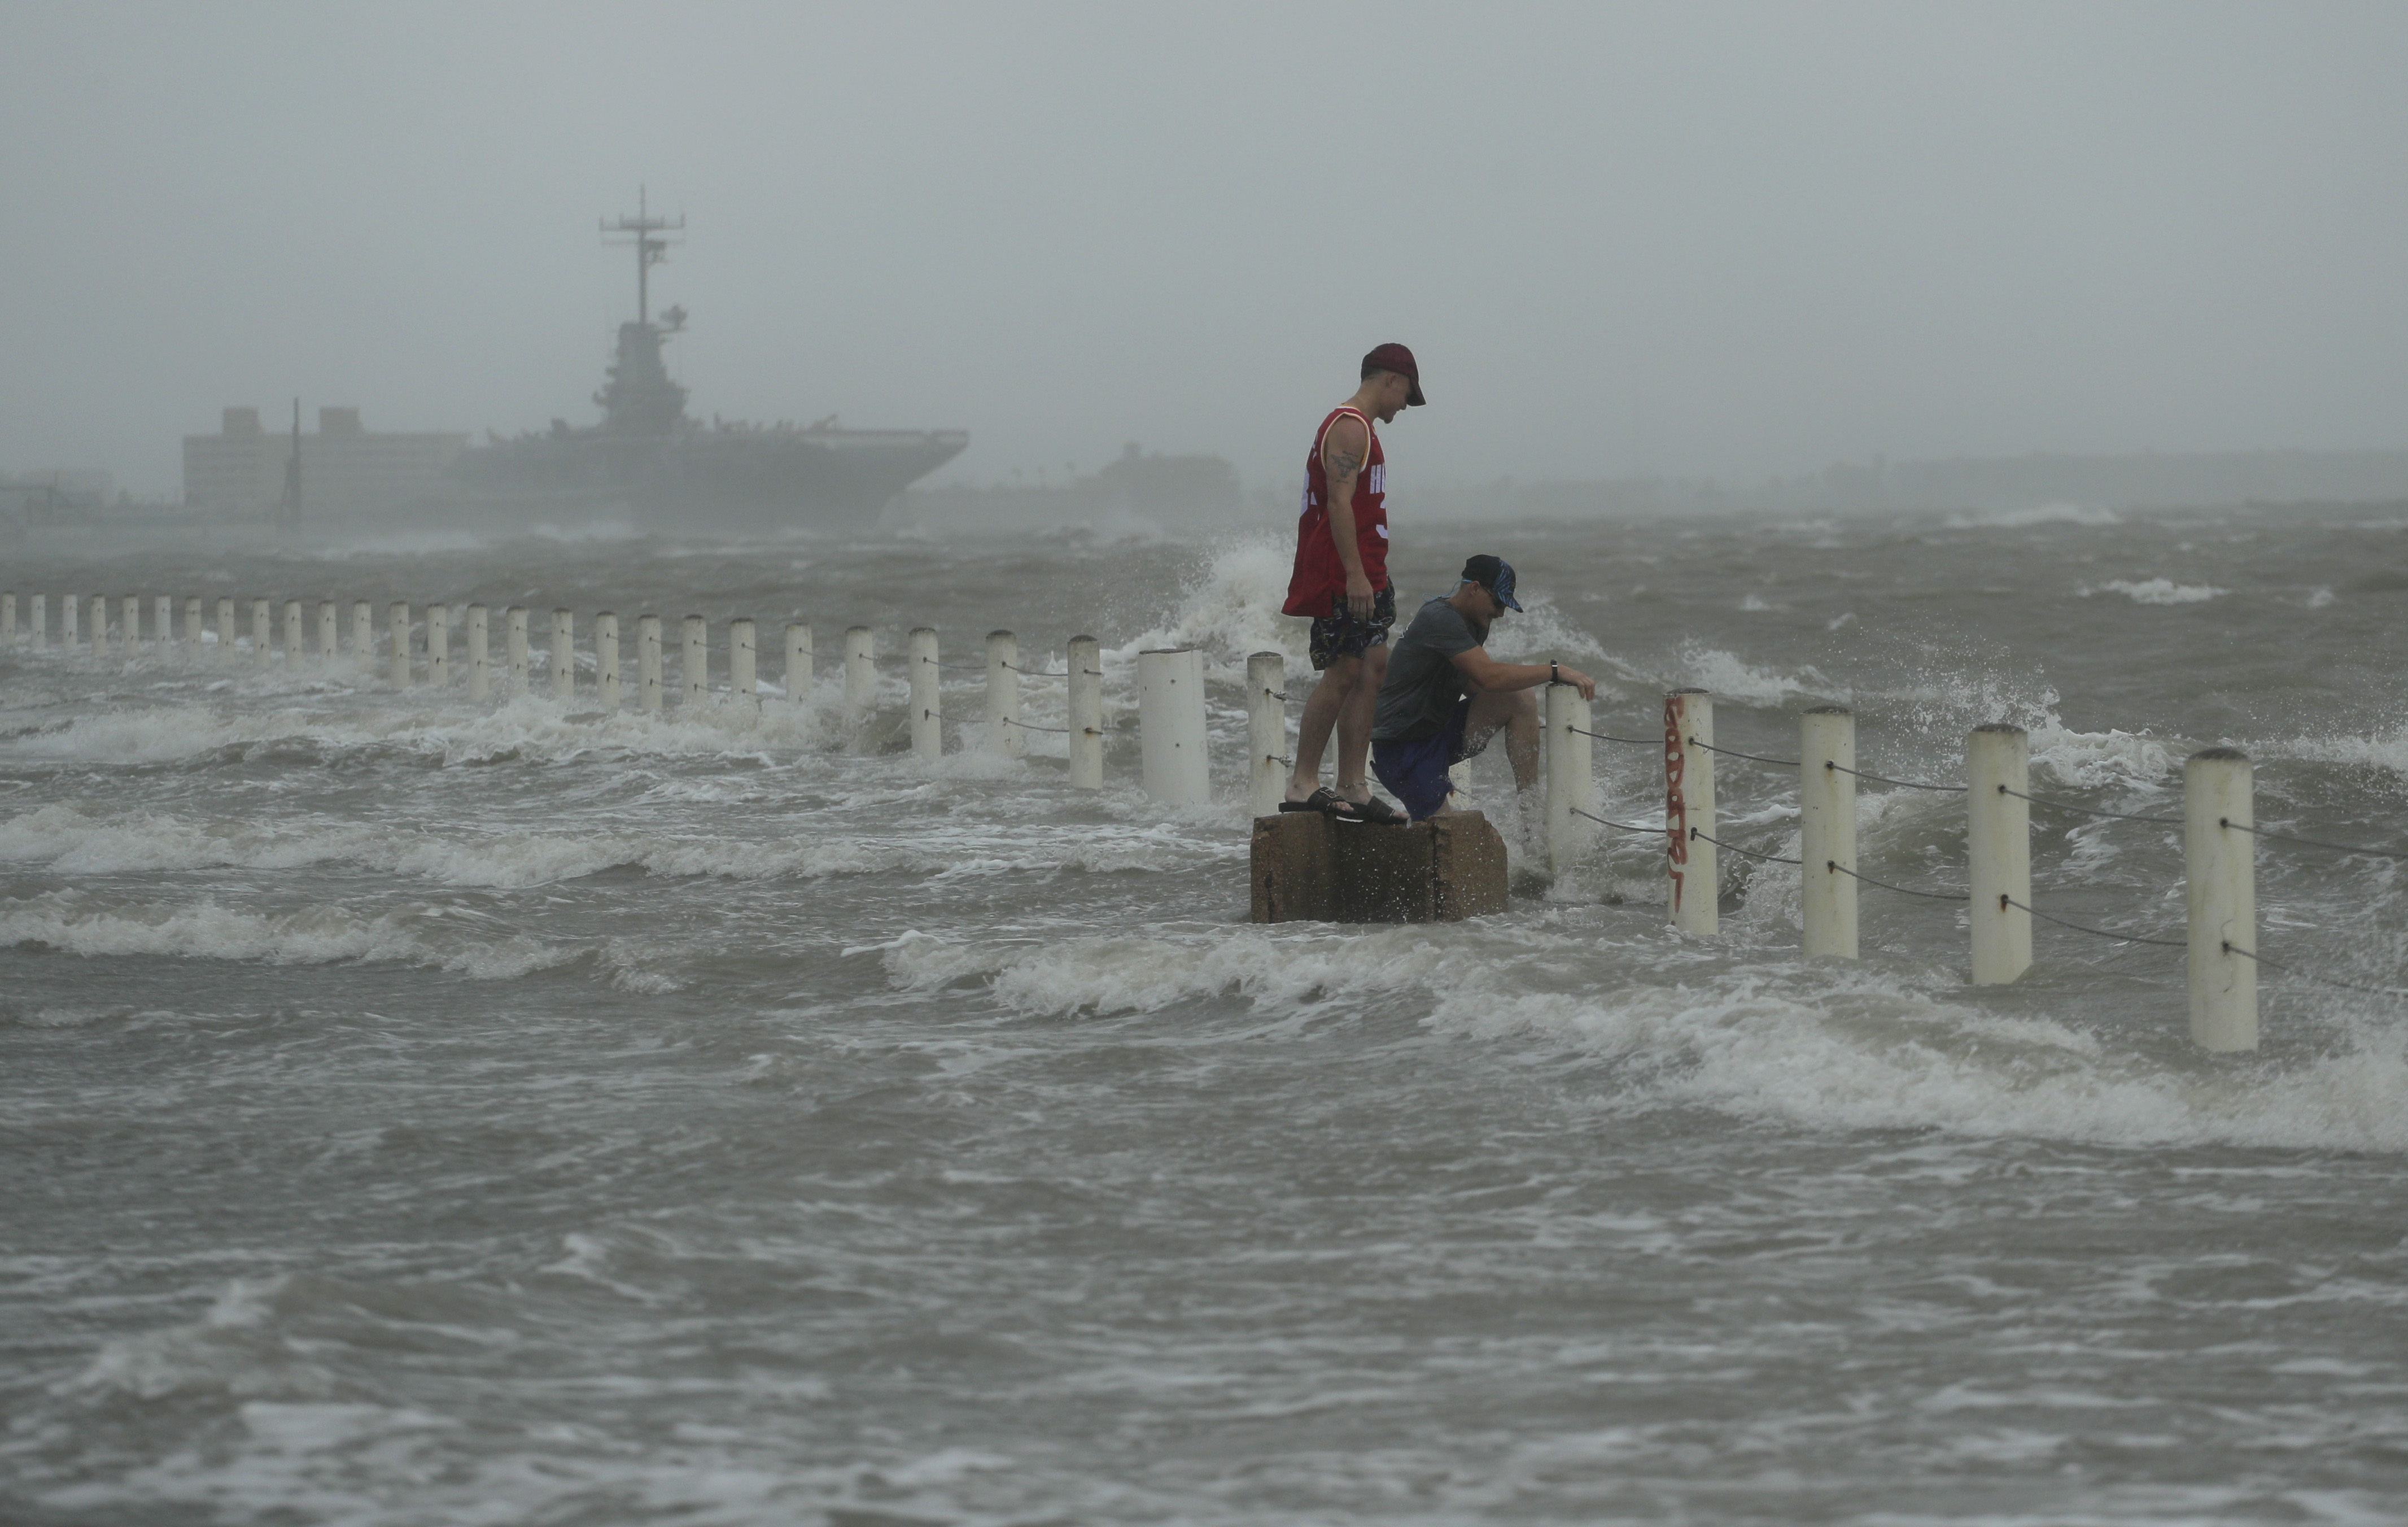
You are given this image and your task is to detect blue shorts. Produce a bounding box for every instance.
[1370,697,1488,822]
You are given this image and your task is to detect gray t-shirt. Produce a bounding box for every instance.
[1371,597,1489,743]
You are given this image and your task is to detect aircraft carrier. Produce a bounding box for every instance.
[453,195,968,532]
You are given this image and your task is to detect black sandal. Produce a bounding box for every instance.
[1278,786,1364,821]
[1344,793,1408,826]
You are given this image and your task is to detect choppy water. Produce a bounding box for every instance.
[6,503,2408,1524]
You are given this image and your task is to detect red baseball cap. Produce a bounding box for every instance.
[1361,342,1426,406]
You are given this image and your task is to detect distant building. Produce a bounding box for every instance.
[183,406,466,520]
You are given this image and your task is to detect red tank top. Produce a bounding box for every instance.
[1281,406,1389,616]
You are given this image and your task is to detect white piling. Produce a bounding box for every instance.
[1799,705,1859,959]
[731,618,757,699]
[97,595,116,658]
[682,615,707,704]
[282,599,302,664]
[30,593,45,651]
[785,622,812,704]
[505,607,529,693]
[638,615,663,710]
[596,613,620,709]
[1069,635,1104,789]
[249,597,270,665]
[1966,723,2033,985]
[552,609,575,699]
[467,605,490,699]
[62,593,77,651]
[1247,651,1287,817]
[216,597,234,656]
[351,601,372,664]
[128,596,145,651]
[1544,682,1596,876]
[388,601,411,688]
[428,605,450,687]
[316,600,336,664]
[1665,688,1718,936]
[183,595,202,648]
[987,631,1021,757]
[844,626,875,734]
[1137,647,1209,807]
[1,593,12,646]
[155,595,172,652]
[908,627,942,761]
[2186,747,2258,1053]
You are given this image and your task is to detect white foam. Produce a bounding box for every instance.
[1945,502,2123,529]
[0,893,576,979]
[2082,578,2225,605]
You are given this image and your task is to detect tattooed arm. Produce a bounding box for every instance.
[1321,413,1374,618]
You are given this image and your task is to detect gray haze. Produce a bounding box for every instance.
[5,1,2406,499]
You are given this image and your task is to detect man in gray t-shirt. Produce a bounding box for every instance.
[1369,554,1597,821]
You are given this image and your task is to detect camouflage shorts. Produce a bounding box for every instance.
[1307,583,1396,671]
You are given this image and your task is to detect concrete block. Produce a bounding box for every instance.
[1251,810,1510,923]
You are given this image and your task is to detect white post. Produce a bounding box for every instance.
[730,618,757,699]
[1,593,12,646]
[682,615,707,704]
[505,606,528,693]
[249,597,270,665]
[637,615,663,710]
[844,626,875,734]
[94,595,115,658]
[282,599,303,664]
[427,604,450,687]
[2186,747,2258,1053]
[908,627,942,761]
[183,595,202,648]
[1069,635,1104,789]
[30,593,46,651]
[128,596,145,651]
[552,609,575,699]
[1247,652,1287,817]
[1666,688,1717,936]
[595,613,620,709]
[466,605,490,698]
[388,601,411,687]
[1799,705,1859,959]
[986,631,1021,757]
[785,622,812,703]
[316,599,336,663]
[351,600,372,664]
[62,592,78,650]
[207,597,228,656]
[1966,723,2033,985]
[156,595,174,651]
[1137,647,1209,806]
[1544,683,1596,876]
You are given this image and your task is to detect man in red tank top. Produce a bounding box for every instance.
[1279,343,1424,822]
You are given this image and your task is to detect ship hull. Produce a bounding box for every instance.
[451,427,968,533]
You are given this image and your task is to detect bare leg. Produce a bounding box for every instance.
[1460,687,1542,793]
[1333,645,1388,801]
[1288,653,1362,801]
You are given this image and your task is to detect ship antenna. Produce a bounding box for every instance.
[600,184,684,327]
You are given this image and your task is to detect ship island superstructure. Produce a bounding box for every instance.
[186,194,968,533]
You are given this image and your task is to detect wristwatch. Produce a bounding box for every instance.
[1549,661,1560,685]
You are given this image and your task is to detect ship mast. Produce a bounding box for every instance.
[601,186,683,326]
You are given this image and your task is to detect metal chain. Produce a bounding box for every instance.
[1997,785,2179,825]
[2219,818,2408,862]
[2223,941,2408,999]
[1825,861,1969,901]
[1826,761,1966,793]
[1686,738,1802,769]
[1002,717,1071,734]
[1568,726,1662,747]
[1571,805,1664,833]
[2004,895,2184,947]
[1689,827,1802,865]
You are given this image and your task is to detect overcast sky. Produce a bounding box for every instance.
[5,1,2406,498]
